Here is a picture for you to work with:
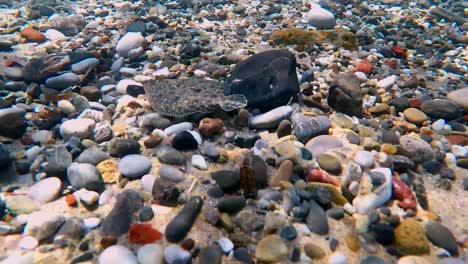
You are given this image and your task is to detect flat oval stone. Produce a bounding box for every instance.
[165,196,203,243]
[98,245,138,264]
[45,72,80,90]
[27,177,62,203]
[119,154,151,178]
[248,105,293,129]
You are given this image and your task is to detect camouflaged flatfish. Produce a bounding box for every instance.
[144,78,247,117]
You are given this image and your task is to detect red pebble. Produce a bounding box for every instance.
[65,194,77,207]
[354,60,373,75]
[408,98,421,109]
[128,223,162,244]
[447,135,466,146]
[392,176,417,211]
[307,169,340,187]
[385,59,398,69]
[391,46,408,59]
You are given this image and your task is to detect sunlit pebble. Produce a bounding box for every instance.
[18,236,39,250]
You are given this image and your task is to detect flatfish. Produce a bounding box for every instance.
[144,78,247,117]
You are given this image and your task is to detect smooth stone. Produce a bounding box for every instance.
[354,150,374,168]
[157,146,186,165]
[292,114,331,143]
[137,244,164,264]
[317,153,342,175]
[233,132,260,148]
[423,220,458,256]
[27,177,62,203]
[329,252,348,264]
[164,122,192,136]
[270,160,294,187]
[5,195,39,215]
[248,105,293,129]
[19,236,39,250]
[361,256,386,264]
[98,189,114,205]
[234,247,254,264]
[138,206,155,222]
[353,168,392,214]
[141,174,156,192]
[43,145,73,177]
[45,72,80,90]
[397,256,432,264]
[399,135,435,164]
[227,49,299,111]
[438,258,465,264]
[44,29,66,41]
[24,211,65,240]
[305,135,343,158]
[76,148,110,165]
[421,99,462,120]
[75,189,99,206]
[212,170,240,192]
[198,245,223,264]
[307,4,336,29]
[217,236,234,253]
[101,190,143,237]
[306,200,329,235]
[255,235,289,263]
[447,87,468,112]
[403,108,428,125]
[60,118,95,140]
[165,196,203,243]
[3,67,24,81]
[116,32,145,58]
[116,79,143,94]
[395,218,430,255]
[67,162,104,192]
[159,165,185,183]
[54,217,84,241]
[191,154,208,170]
[217,196,246,213]
[98,245,138,264]
[31,130,52,145]
[164,245,191,264]
[172,130,198,150]
[277,119,292,138]
[0,107,27,138]
[279,225,297,240]
[119,154,151,178]
[328,73,362,117]
[71,58,99,75]
[376,75,398,89]
[304,242,326,259]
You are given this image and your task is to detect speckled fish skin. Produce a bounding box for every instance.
[144,78,247,117]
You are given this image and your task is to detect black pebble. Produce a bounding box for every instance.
[165,196,203,243]
[138,206,154,222]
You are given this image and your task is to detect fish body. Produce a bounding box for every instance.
[144,78,247,117]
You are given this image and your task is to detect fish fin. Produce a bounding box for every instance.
[220,94,248,112]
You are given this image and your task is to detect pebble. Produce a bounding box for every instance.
[27,177,62,203]
[354,150,374,168]
[67,162,104,192]
[255,235,289,263]
[165,196,203,243]
[119,154,152,178]
[217,236,234,253]
[447,87,468,112]
[403,108,428,125]
[101,189,143,237]
[306,135,343,158]
[76,148,110,165]
[423,220,458,256]
[304,242,326,259]
[164,122,192,136]
[399,135,435,164]
[306,200,329,235]
[0,107,27,138]
[198,245,223,264]
[136,244,164,264]
[292,114,331,143]
[307,4,336,29]
[164,245,191,264]
[248,105,293,129]
[329,252,348,264]
[71,58,99,75]
[421,99,462,120]
[18,236,39,250]
[24,211,65,240]
[20,26,45,43]
[60,118,95,140]
[98,245,138,264]
[45,73,80,90]
[353,168,392,214]
[159,165,185,183]
[191,154,208,170]
[5,195,39,215]
[116,32,146,58]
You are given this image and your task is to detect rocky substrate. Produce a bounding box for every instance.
[0,0,467,263]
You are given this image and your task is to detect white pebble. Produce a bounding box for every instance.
[83,217,101,230]
[98,189,115,205]
[191,154,208,170]
[18,236,39,250]
[431,119,446,130]
[98,245,138,264]
[137,243,164,264]
[217,237,234,253]
[141,174,156,192]
[329,252,348,264]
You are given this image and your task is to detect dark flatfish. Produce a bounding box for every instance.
[144,78,247,117]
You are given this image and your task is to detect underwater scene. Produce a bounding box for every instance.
[0,0,467,263]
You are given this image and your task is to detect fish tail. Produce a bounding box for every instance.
[220,94,247,112]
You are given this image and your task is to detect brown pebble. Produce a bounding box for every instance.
[20,26,46,43]
[198,118,224,136]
